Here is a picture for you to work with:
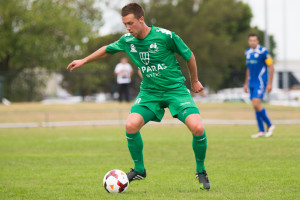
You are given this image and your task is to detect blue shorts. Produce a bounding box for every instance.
[249,86,266,100]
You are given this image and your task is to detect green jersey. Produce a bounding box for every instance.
[106,26,192,91]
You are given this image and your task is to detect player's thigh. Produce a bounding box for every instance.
[132,91,165,122]
[167,85,198,117]
[126,113,145,133]
[130,105,157,125]
[185,113,205,136]
[250,86,265,100]
[252,98,263,111]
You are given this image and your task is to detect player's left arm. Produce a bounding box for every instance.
[168,32,204,93]
[265,54,274,92]
[186,52,204,93]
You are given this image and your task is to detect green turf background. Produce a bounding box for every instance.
[1,124,299,200]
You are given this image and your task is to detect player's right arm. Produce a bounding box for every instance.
[138,69,143,80]
[67,46,111,72]
[243,68,249,93]
[67,34,127,72]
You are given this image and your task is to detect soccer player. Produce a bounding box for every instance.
[244,33,275,138]
[67,3,210,190]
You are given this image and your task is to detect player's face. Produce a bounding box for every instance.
[122,14,144,38]
[248,36,259,49]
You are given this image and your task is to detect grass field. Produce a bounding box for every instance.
[0,102,299,199]
[1,102,300,123]
[1,125,299,199]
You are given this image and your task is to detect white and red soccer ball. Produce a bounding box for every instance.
[103,169,129,193]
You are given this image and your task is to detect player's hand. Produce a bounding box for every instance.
[67,59,85,72]
[191,80,204,93]
[243,84,248,93]
[266,83,272,93]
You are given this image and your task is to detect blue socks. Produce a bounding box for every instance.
[255,111,265,132]
[255,108,272,132]
[258,108,272,127]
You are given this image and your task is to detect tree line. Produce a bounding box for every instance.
[0,0,275,101]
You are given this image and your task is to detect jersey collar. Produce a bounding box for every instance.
[248,44,260,54]
[137,25,153,41]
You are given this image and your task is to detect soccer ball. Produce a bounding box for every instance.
[103,169,129,193]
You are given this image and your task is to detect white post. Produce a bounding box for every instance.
[264,0,270,50]
[282,0,289,92]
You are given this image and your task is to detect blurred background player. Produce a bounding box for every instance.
[114,57,133,102]
[67,3,210,190]
[244,33,275,138]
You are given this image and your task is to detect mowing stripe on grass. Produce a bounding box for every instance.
[0,119,300,128]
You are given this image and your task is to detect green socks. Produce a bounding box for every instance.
[126,131,145,174]
[192,131,207,173]
[126,130,206,174]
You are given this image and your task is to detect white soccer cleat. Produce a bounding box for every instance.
[251,132,265,138]
[265,125,275,137]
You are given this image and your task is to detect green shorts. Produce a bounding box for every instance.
[130,85,199,122]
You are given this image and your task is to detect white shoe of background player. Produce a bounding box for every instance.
[251,132,265,138]
[265,125,275,137]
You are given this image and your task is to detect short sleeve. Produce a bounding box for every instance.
[262,48,273,65]
[167,32,192,61]
[114,64,118,73]
[261,48,269,60]
[106,36,126,54]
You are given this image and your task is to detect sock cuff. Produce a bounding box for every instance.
[126,131,140,138]
[193,130,206,139]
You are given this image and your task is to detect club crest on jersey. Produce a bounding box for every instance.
[149,43,159,53]
[139,52,150,65]
[130,44,137,53]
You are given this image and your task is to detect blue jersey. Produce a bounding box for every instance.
[245,45,271,88]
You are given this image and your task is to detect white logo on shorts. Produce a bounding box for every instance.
[135,98,141,104]
[257,89,262,95]
[180,102,191,106]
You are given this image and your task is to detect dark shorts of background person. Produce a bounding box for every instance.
[119,83,130,102]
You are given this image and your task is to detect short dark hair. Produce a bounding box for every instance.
[248,33,259,40]
[121,3,144,19]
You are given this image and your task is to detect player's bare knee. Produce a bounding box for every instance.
[126,120,141,133]
[192,125,205,136]
[253,104,261,111]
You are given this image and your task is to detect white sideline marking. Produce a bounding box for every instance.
[0,119,299,129]
[0,123,39,128]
